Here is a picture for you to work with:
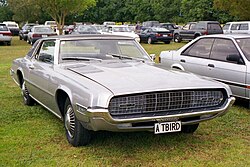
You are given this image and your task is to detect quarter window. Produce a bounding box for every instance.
[182,38,214,58]
[239,24,248,30]
[210,39,239,63]
[231,24,239,30]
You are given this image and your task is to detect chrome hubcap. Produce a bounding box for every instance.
[65,106,75,138]
[21,82,28,102]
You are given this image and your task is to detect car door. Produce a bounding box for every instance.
[207,38,247,98]
[180,23,196,39]
[27,40,57,108]
[178,38,214,76]
[139,29,149,42]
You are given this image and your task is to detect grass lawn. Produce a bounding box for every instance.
[0,37,249,167]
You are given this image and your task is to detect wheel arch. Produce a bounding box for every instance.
[55,88,72,118]
[16,69,24,88]
[171,64,185,71]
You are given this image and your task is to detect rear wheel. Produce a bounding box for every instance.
[182,124,199,133]
[64,98,91,146]
[174,34,181,43]
[21,81,35,106]
[6,41,11,46]
[147,37,153,44]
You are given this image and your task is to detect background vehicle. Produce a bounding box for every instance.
[141,21,160,30]
[160,34,250,106]
[0,23,12,45]
[223,21,250,34]
[139,27,172,44]
[3,21,20,36]
[102,25,140,42]
[173,21,223,43]
[10,34,234,146]
[27,25,57,45]
[19,23,36,41]
[71,25,100,34]
[160,23,178,34]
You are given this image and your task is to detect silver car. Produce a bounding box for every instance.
[11,35,235,146]
[160,34,250,106]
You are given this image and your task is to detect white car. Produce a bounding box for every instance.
[0,23,12,45]
[102,25,140,42]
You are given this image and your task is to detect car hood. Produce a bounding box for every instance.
[66,61,227,96]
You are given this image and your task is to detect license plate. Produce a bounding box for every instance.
[42,35,48,37]
[154,121,181,134]
[163,35,169,37]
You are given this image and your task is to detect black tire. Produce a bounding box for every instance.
[181,123,199,133]
[6,42,11,46]
[174,34,181,43]
[147,37,153,44]
[164,41,170,44]
[194,34,200,39]
[64,98,91,146]
[21,81,35,106]
[19,36,22,40]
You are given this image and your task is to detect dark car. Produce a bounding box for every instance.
[160,23,178,34]
[19,23,36,41]
[139,27,173,44]
[141,21,160,31]
[71,25,101,34]
[3,21,20,36]
[173,21,223,43]
[27,25,57,45]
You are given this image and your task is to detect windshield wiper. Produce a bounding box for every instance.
[62,57,102,62]
[107,53,145,62]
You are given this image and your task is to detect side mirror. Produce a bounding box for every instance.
[149,54,156,60]
[226,54,242,64]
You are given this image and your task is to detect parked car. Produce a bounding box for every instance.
[101,25,140,42]
[10,34,235,146]
[92,24,104,33]
[160,23,178,33]
[173,21,223,43]
[3,21,20,36]
[160,34,250,106]
[19,23,36,41]
[138,27,173,44]
[71,25,100,34]
[0,23,12,45]
[27,25,57,45]
[223,21,250,34]
[103,21,115,26]
[141,21,160,30]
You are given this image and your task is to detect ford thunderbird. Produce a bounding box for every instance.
[11,35,235,146]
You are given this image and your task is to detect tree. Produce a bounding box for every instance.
[214,0,250,20]
[35,0,96,34]
[0,0,13,22]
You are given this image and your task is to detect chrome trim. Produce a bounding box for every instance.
[77,97,235,131]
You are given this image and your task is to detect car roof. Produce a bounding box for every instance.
[42,34,134,41]
[225,21,250,24]
[33,25,51,28]
[200,34,250,39]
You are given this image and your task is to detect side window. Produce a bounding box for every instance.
[210,39,240,63]
[208,23,221,30]
[239,24,248,30]
[223,24,230,30]
[231,24,239,30]
[36,40,56,63]
[182,38,214,58]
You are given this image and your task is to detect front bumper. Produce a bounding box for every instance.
[75,97,235,132]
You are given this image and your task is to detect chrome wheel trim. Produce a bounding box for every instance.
[21,82,28,102]
[65,106,76,139]
[174,35,179,42]
[148,37,152,44]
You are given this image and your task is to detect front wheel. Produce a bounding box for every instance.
[181,123,199,133]
[64,98,91,146]
[174,34,181,43]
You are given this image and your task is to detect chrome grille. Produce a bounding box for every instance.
[108,90,224,116]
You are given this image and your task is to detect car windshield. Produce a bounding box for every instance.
[34,27,53,32]
[113,27,131,32]
[236,38,250,61]
[78,25,97,32]
[0,25,8,31]
[60,39,150,62]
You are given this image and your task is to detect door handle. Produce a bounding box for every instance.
[180,59,186,63]
[28,65,34,69]
[208,64,215,68]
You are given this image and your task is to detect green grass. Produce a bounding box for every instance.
[0,37,249,167]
